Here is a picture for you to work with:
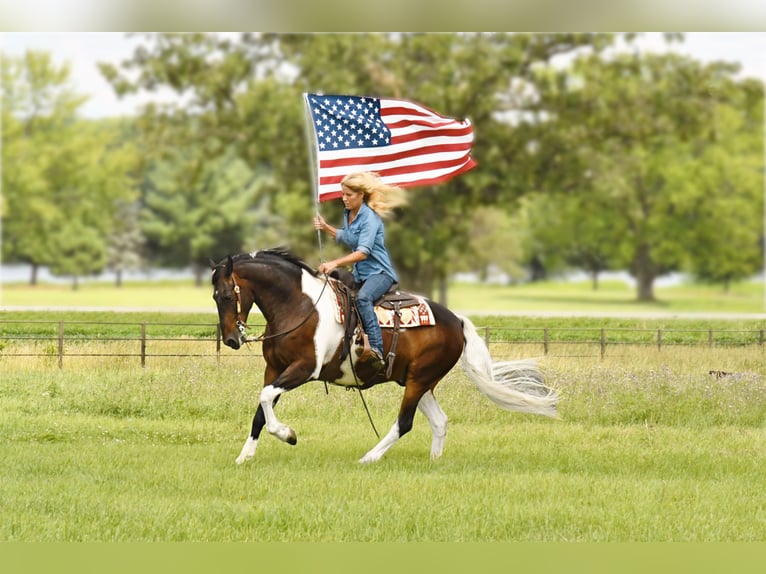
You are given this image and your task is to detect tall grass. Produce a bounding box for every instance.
[1,343,765,541]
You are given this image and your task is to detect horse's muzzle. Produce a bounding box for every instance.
[224,336,242,350]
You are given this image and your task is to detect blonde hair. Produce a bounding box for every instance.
[341,172,407,219]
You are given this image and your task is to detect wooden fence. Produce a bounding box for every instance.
[1,320,764,368]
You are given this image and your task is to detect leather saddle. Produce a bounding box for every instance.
[328,268,420,378]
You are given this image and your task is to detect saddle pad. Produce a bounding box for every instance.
[374,296,436,328]
[331,289,436,328]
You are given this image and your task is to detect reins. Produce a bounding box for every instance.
[232,272,330,343]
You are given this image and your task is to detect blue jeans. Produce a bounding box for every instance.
[356,272,394,355]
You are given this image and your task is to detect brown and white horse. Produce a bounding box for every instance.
[211,249,558,464]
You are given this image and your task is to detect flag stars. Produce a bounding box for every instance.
[309,95,391,150]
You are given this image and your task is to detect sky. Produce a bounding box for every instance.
[1,32,765,119]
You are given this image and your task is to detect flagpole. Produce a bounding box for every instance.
[302,92,324,261]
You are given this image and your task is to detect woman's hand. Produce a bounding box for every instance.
[318,260,338,275]
[314,214,338,238]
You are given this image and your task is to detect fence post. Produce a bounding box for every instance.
[141,322,147,368]
[657,328,662,351]
[709,329,714,347]
[760,329,764,350]
[58,321,64,369]
[216,324,222,363]
[484,326,490,347]
[600,328,606,360]
[543,328,549,356]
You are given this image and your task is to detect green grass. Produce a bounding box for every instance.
[445,278,765,314]
[1,278,764,541]
[2,276,764,314]
[1,346,765,541]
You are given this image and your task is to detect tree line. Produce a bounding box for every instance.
[2,33,763,300]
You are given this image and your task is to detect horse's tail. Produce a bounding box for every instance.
[457,314,559,418]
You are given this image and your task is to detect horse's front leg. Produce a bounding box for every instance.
[260,383,298,444]
[235,396,279,465]
[236,362,313,464]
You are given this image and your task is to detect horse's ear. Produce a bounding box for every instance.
[208,258,217,271]
[225,255,234,277]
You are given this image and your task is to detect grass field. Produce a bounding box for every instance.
[2,277,764,314]
[1,278,765,543]
[1,340,765,542]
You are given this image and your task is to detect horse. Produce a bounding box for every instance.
[210,248,559,464]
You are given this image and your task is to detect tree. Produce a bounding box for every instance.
[672,94,764,289]
[108,199,145,287]
[1,50,87,283]
[100,33,617,299]
[529,49,763,300]
[141,149,266,285]
[285,33,617,297]
[2,51,138,286]
[46,222,107,290]
[453,207,526,284]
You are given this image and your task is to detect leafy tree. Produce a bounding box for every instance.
[108,199,145,287]
[2,51,138,286]
[1,50,87,283]
[454,206,526,284]
[45,222,107,290]
[284,33,617,297]
[670,96,764,289]
[529,49,763,300]
[141,149,265,284]
[100,33,617,299]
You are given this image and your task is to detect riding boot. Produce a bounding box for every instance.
[355,334,385,372]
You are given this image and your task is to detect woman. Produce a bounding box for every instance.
[314,171,406,372]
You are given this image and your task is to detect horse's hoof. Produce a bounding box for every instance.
[286,430,297,445]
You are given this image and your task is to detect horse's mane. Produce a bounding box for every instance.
[252,248,318,276]
[213,248,318,282]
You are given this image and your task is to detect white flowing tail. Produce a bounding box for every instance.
[457,314,559,418]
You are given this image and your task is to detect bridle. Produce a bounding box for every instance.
[231,279,249,340]
[228,272,331,343]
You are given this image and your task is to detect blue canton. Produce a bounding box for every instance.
[308,95,392,151]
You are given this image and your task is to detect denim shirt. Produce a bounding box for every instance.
[335,203,399,284]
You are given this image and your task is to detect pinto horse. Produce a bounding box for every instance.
[211,249,558,464]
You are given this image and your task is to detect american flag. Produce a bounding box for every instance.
[305,93,476,201]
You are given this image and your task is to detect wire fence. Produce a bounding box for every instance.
[1,319,764,368]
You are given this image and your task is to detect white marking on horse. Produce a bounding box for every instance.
[300,270,346,379]
[359,421,401,464]
[259,384,295,442]
[417,391,448,460]
[236,436,258,464]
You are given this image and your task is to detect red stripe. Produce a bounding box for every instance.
[318,159,477,200]
[380,103,449,119]
[318,155,475,186]
[318,141,473,169]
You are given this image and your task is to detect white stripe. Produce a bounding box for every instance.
[317,158,475,196]
[318,132,474,161]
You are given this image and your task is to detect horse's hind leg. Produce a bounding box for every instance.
[417,390,448,460]
[359,383,426,464]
